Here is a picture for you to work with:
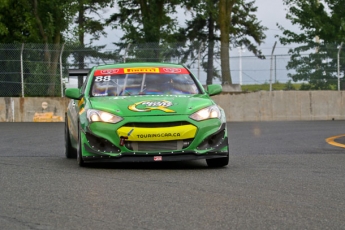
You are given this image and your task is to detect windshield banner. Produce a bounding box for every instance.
[94,67,189,76]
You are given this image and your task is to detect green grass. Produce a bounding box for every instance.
[241,83,302,92]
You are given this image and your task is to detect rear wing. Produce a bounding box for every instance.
[68,69,91,88]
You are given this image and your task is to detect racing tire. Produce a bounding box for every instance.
[77,129,85,167]
[206,155,229,168]
[65,114,77,159]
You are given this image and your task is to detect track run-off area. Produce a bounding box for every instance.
[1,121,345,230]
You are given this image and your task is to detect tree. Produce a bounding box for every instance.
[218,0,234,84]
[218,0,266,85]
[0,0,79,96]
[279,0,345,89]
[178,0,220,85]
[180,0,266,84]
[0,1,7,36]
[0,1,76,96]
[106,0,182,62]
[0,0,118,95]
[70,0,115,87]
[0,0,40,43]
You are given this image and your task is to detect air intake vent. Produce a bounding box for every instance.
[128,141,183,151]
[124,121,190,128]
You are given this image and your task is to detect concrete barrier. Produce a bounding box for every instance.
[212,91,345,121]
[1,91,345,122]
[0,97,68,122]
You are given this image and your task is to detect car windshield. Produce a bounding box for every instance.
[91,72,200,97]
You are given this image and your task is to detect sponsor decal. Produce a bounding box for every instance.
[78,97,85,108]
[124,67,159,73]
[128,128,134,136]
[117,125,197,141]
[154,156,162,161]
[161,67,189,74]
[93,67,189,76]
[79,107,85,115]
[162,68,182,73]
[128,100,175,113]
[136,133,181,139]
[32,102,63,122]
[100,69,119,74]
[77,98,86,115]
[94,69,120,76]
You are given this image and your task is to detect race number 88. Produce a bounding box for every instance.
[95,76,111,82]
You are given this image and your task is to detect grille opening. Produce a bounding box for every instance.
[125,139,193,151]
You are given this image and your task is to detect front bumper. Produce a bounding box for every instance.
[80,116,229,162]
[82,145,229,163]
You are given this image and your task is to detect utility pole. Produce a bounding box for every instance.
[338,42,343,91]
[238,46,245,85]
[270,41,277,91]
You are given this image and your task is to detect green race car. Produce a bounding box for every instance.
[65,62,229,167]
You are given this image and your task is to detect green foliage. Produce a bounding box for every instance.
[230,1,267,57]
[105,0,266,85]
[279,0,345,89]
[178,0,267,84]
[107,0,179,44]
[106,0,182,62]
[299,83,312,90]
[0,44,22,96]
[241,82,302,92]
[0,0,116,95]
[285,42,344,89]
[0,0,37,42]
[284,80,296,90]
[0,1,9,36]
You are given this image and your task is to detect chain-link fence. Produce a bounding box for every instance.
[0,43,343,97]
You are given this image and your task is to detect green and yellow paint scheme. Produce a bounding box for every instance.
[65,62,229,167]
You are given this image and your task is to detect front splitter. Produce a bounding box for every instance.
[82,149,228,163]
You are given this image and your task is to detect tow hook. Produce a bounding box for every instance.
[120,136,128,146]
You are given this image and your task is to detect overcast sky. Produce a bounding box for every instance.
[89,1,300,85]
[254,0,299,55]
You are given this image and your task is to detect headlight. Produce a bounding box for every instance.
[87,109,123,124]
[189,105,221,121]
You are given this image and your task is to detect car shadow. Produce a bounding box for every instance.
[64,158,228,170]
[86,161,207,170]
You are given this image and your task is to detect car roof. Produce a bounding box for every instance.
[94,62,185,70]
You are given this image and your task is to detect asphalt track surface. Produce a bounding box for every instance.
[1,121,345,230]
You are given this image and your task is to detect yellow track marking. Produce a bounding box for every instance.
[326,135,345,148]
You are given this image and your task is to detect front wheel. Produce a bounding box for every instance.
[77,130,85,167]
[65,114,77,159]
[206,155,229,168]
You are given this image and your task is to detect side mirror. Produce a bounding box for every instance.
[65,88,82,100]
[207,84,222,96]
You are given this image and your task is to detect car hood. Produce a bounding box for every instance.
[89,95,214,116]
